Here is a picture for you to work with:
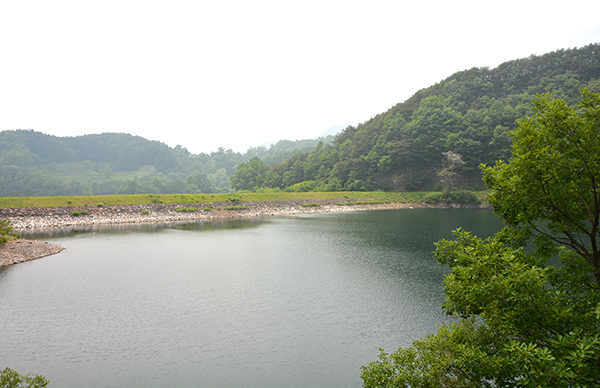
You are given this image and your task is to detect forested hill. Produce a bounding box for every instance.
[231,43,600,192]
[0,130,333,197]
[2,44,599,197]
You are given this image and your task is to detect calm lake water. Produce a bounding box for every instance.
[0,209,503,388]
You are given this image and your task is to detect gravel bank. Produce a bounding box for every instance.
[0,199,486,267]
[1,199,435,231]
[0,239,65,267]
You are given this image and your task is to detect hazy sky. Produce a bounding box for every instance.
[2,1,599,155]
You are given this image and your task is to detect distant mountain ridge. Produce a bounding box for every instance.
[0,129,337,196]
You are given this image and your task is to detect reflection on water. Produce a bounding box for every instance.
[1,209,504,388]
[20,218,269,239]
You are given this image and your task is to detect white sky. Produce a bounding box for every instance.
[2,1,599,155]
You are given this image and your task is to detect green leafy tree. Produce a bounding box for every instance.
[230,157,269,191]
[361,90,600,387]
[187,173,216,193]
[0,368,48,388]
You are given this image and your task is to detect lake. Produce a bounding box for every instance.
[0,209,503,388]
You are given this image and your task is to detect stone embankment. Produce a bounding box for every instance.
[0,199,487,267]
[1,199,426,231]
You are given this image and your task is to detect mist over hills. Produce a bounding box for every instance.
[0,129,336,196]
[1,43,599,197]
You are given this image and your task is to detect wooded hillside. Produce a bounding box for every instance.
[231,43,600,192]
[0,130,333,197]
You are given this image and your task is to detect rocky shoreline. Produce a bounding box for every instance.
[1,198,469,231]
[0,198,487,267]
[0,239,65,267]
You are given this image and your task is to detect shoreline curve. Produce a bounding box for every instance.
[2,199,488,231]
[0,199,488,267]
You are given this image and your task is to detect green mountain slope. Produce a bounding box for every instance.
[231,43,600,192]
[0,130,334,196]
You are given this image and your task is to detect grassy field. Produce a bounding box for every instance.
[0,191,454,209]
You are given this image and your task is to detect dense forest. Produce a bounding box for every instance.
[231,43,600,192]
[1,43,598,197]
[0,130,334,197]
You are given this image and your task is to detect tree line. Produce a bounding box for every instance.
[0,130,333,197]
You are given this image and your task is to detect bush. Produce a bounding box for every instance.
[203,207,212,211]
[224,206,251,210]
[284,181,317,192]
[70,209,90,217]
[422,190,481,205]
[300,203,321,207]
[175,207,198,212]
[141,209,151,214]
[0,219,20,245]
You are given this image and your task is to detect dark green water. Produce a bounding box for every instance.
[0,209,503,388]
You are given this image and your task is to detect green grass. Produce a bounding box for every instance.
[0,191,488,209]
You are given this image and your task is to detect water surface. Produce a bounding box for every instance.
[0,209,503,388]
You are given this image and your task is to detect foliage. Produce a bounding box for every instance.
[174,207,198,212]
[300,203,321,207]
[69,209,90,217]
[482,89,600,285]
[0,367,49,388]
[227,44,600,193]
[0,219,20,244]
[437,151,465,193]
[361,91,600,387]
[223,206,251,210]
[3,46,599,197]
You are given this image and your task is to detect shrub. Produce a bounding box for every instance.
[203,207,212,211]
[0,219,20,245]
[70,209,90,217]
[284,180,317,192]
[224,206,251,210]
[141,209,151,214]
[175,207,198,212]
